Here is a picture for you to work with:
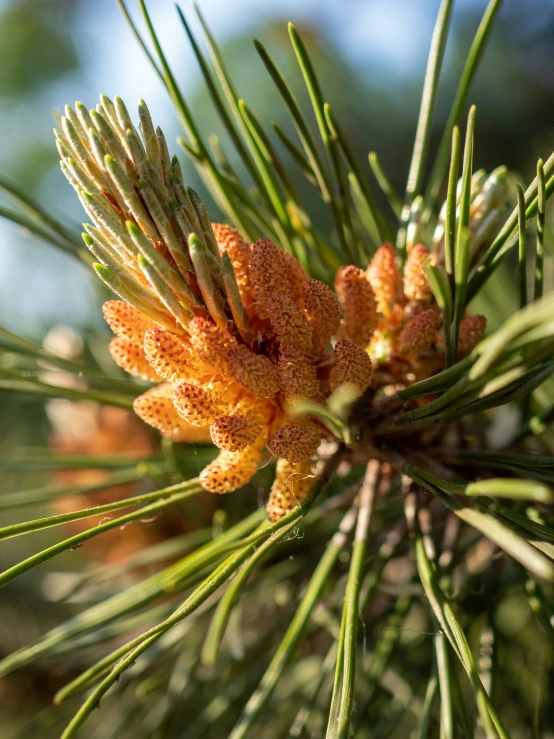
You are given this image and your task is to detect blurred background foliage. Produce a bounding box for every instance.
[1,0,554,736]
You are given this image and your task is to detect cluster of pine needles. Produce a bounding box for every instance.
[1,0,554,737]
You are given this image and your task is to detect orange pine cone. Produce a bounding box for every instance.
[109,336,161,381]
[367,244,402,317]
[335,266,377,347]
[269,418,321,463]
[266,459,315,522]
[103,300,156,344]
[398,309,442,356]
[210,413,264,452]
[133,384,212,442]
[173,381,227,427]
[188,317,238,374]
[403,244,432,303]
[278,345,320,399]
[143,327,212,384]
[212,223,253,306]
[265,290,313,353]
[303,279,341,353]
[199,437,264,493]
[458,314,487,356]
[227,344,281,398]
[330,340,374,394]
